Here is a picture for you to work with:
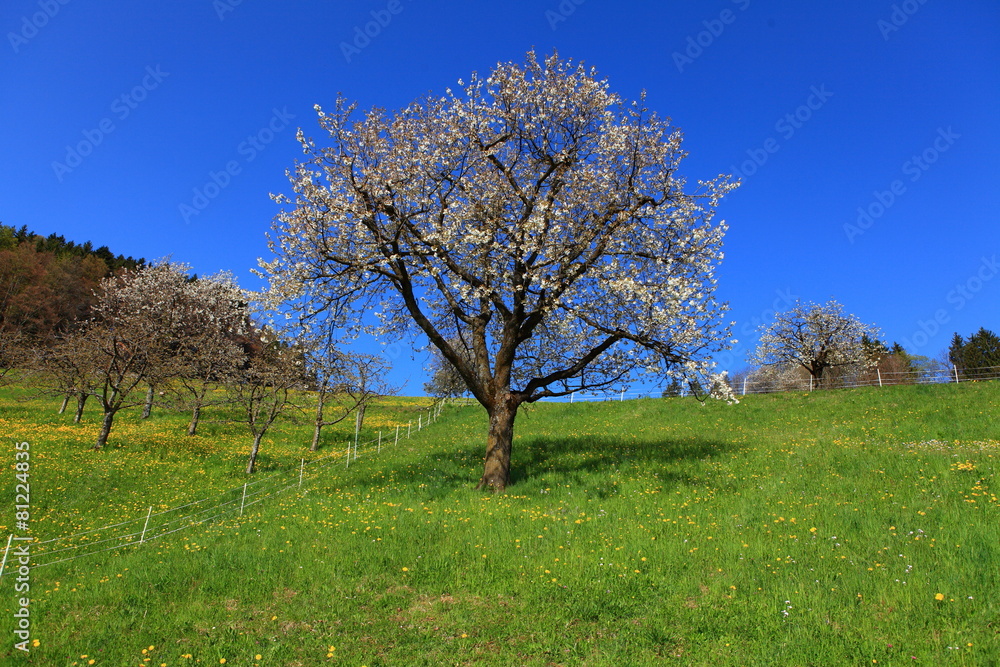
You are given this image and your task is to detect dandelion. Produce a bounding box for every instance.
[935,593,945,601]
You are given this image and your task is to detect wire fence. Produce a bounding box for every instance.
[535,365,1000,401]
[736,364,1000,395]
[1,400,447,577]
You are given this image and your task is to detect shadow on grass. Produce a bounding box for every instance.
[331,431,735,499]
[508,434,733,491]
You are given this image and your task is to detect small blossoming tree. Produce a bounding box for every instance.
[261,51,736,491]
[750,300,880,388]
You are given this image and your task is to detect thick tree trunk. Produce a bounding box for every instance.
[94,410,115,450]
[142,385,155,419]
[73,393,88,423]
[476,393,519,493]
[187,404,201,436]
[58,395,70,414]
[246,432,265,474]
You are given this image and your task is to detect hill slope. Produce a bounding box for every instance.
[2,382,998,665]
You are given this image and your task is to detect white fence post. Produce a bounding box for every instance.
[395,424,399,447]
[139,506,152,544]
[877,368,883,387]
[240,483,248,515]
[0,534,14,581]
[377,431,381,454]
[299,459,304,488]
[570,392,575,403]
[953,365,960,383]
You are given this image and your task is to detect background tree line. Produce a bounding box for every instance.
[0,222,145,370]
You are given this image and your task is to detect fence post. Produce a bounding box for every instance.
[345,444,350,469]
[571,392,575,403]
[408,422,411,438]
[0,534,14,582]
[742,377,747,396]
[619,388,625,402]
[877,368,883,388]
[377,431,382,454]
[953,365,959,383]
[809,376,814,392]
[240,483,248,515]
[418,415,422,431]
[395,424,399,447]
[299,459,304,488]
[140,506,152,544]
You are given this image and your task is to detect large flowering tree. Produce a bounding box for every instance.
[261,51,736,491]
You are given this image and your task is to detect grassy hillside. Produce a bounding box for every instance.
[1,382,998,665]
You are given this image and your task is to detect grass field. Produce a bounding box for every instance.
[1,381,998,665]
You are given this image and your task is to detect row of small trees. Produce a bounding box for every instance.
[6,262,392,473]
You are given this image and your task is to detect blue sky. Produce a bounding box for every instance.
[2,0,998,394]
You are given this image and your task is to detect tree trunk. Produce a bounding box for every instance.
[246,432,265,474]
[94,410,115,450]
[73,392,88,423]
[142,385,155,419]
[58,395,70,414]
[476,393,519,493]
[187,404,201,436]
[311,391,326,451]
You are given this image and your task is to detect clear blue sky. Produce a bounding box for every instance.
[2,0,997,394]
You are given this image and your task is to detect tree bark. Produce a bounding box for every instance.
[142,385,155,419]
[311,391,326,451]
[73,392,88,423]
[187,404,201,436]
[246,432,265,474]
[94,410,115,450]
[476,393,519,493]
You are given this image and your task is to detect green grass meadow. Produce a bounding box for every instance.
[1,381,998,665]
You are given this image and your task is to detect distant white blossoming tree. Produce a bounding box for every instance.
[261,51,736,491]
[750,300,880,388]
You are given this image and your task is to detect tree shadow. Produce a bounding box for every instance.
[328,429,736,499]
[507,434,733,492]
